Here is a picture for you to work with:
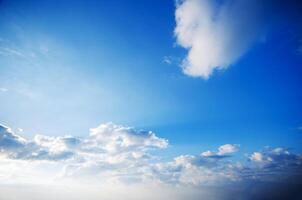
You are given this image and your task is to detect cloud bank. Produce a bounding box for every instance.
[174,0,302,79]
[1,123,302,199]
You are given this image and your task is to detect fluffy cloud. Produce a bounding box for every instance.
[0,124,78,161]
[174,0,265,78]
[201,144,239,158]
[89,122,168,153]
[1,123,302,189]
[0,123,169,183]
[249,147,302,173]
[0,122,167,161]
[174,0,302,79]
[151,154,240,186]
[0,124,26,150]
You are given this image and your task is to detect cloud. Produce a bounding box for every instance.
[218,144,239,154]
[174,0,302,79]
[249,147,302,171]
[0,122,167,163]
[0,122,169,182]
[201,144,239,158]
[0,29,55,63]
[151,153,240,186]
[89,122,168,153]
[163,56,173,65]
[1,122,302,200]
[174,0,265,78]
[0,124,26,151]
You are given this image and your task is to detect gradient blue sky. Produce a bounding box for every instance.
[0,0,301,159]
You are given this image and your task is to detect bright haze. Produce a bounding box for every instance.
[0,0,302,200]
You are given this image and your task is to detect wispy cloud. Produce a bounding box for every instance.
[163,56,173,65]
[0,38,38,64]
[0,88,8,92]
[0,25,69,68]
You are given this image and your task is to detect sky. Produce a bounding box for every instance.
[0,0,302,199]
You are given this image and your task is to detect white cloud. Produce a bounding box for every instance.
[174,0,264,78]
[218,144,239,155]
[151,153,240,186]
[0,124,27,150]
[89,122,168,153]
[0,122,168,182]
[1,123,302,190]
[250,152,265,162]
[201,144,239,158]
[249,147,302,168]
[0,122,168,166]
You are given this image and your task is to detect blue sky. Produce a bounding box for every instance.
[0,1,302,199]
[1,0,301,157]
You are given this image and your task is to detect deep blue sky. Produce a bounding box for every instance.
[0,0,301,157]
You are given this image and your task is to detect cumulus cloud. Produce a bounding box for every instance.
[0,124,26,150]
[89,122,168,153]
[249,147,302,173]
[0,123,169,182]
[174,0,265,78]
[174,0,302,79]
[151,154,240,186]
[1,122,302,198]
[201,144,239,158]
[0,122,168,161]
